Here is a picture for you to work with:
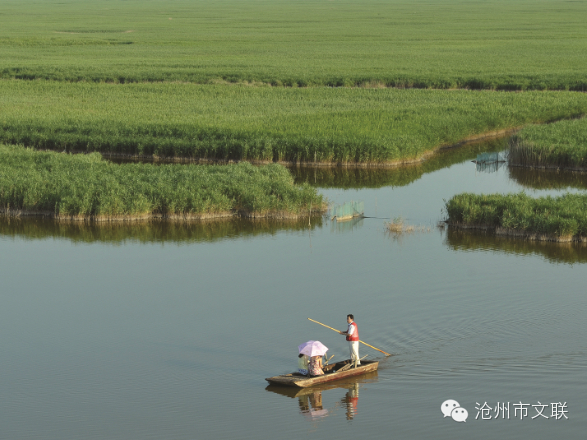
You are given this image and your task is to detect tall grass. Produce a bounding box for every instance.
[3,81,587,164]
[292,138,508,188]
[445,193,587,238]
[0,145,324,220]
[2,0,587,91]
[509,117,587,169]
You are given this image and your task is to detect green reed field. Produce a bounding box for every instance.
[291,138,509,189]
[3,81,587,163]
[510,117,587,169]
[0,145,323,219]
[3,0,587,90]
[446,193,587,238]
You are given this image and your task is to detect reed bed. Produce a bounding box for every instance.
[445,193,587,240]
[0,145,324,220]
[385,217,430,234]
[3,0,587,91]
[2,81,587,164]
[509,117,587,169]
[292,138,509,188]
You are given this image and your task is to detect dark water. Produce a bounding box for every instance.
[1,141,586,440]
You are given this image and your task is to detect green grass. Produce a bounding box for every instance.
[3,0,587,91]
[293,138,508,189]
[3,81,587,163]
[445,193,587,238]
[509,117,587,168]
[0,144,324,219]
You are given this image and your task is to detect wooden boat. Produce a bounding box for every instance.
[265,371,379,398]
[265,359,379,388]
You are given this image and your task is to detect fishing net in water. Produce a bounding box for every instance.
[474,152,508,173]
[330,201,364,221]
[475,152,507,163]
[476,161,506,173]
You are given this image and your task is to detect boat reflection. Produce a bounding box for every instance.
[265,371,377,421]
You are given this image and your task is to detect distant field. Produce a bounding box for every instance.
[2,0,587,90]
[3,81,587,163]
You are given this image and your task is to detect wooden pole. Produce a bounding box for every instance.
[307,318,392,357]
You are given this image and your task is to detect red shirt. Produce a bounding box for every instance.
[346,321,359,341]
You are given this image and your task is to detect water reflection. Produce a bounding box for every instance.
[299,390,329,420]
[473,151,507,173]
[292,137,508,189]
[509,166,587,190]
[475,160,506,173]
[331,217,364,234]
[0,216,324,244]
[445,228,587,265]
[266,372,377,422]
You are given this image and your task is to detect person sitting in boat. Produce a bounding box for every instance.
[309,355,325,376]
[298,353,309,375]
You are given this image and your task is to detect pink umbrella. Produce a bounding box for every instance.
[298,340,328,357]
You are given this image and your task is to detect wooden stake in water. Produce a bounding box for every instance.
[307,318,392,356]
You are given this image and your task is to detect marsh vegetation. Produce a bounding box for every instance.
[445,193,587,241]
[2,82,587,164]
[510,117,587,170]
[0,145,324,220]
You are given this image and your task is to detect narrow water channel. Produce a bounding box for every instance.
[1,138,585,440]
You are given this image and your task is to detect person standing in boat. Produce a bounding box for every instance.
[339,314,360,365]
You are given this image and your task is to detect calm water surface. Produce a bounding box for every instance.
[1,141,586,439]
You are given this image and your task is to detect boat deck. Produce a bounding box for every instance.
[265,359,379,388]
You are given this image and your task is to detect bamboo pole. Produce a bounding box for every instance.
[307,318,392,356]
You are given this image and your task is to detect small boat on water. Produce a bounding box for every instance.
[265,359,379,388]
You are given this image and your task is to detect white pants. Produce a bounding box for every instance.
[348,341,360,365]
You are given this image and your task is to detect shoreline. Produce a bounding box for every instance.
[95,127,521,168]
[0,206,327,223]
[447,222,587,243]
[508,162,587,173]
